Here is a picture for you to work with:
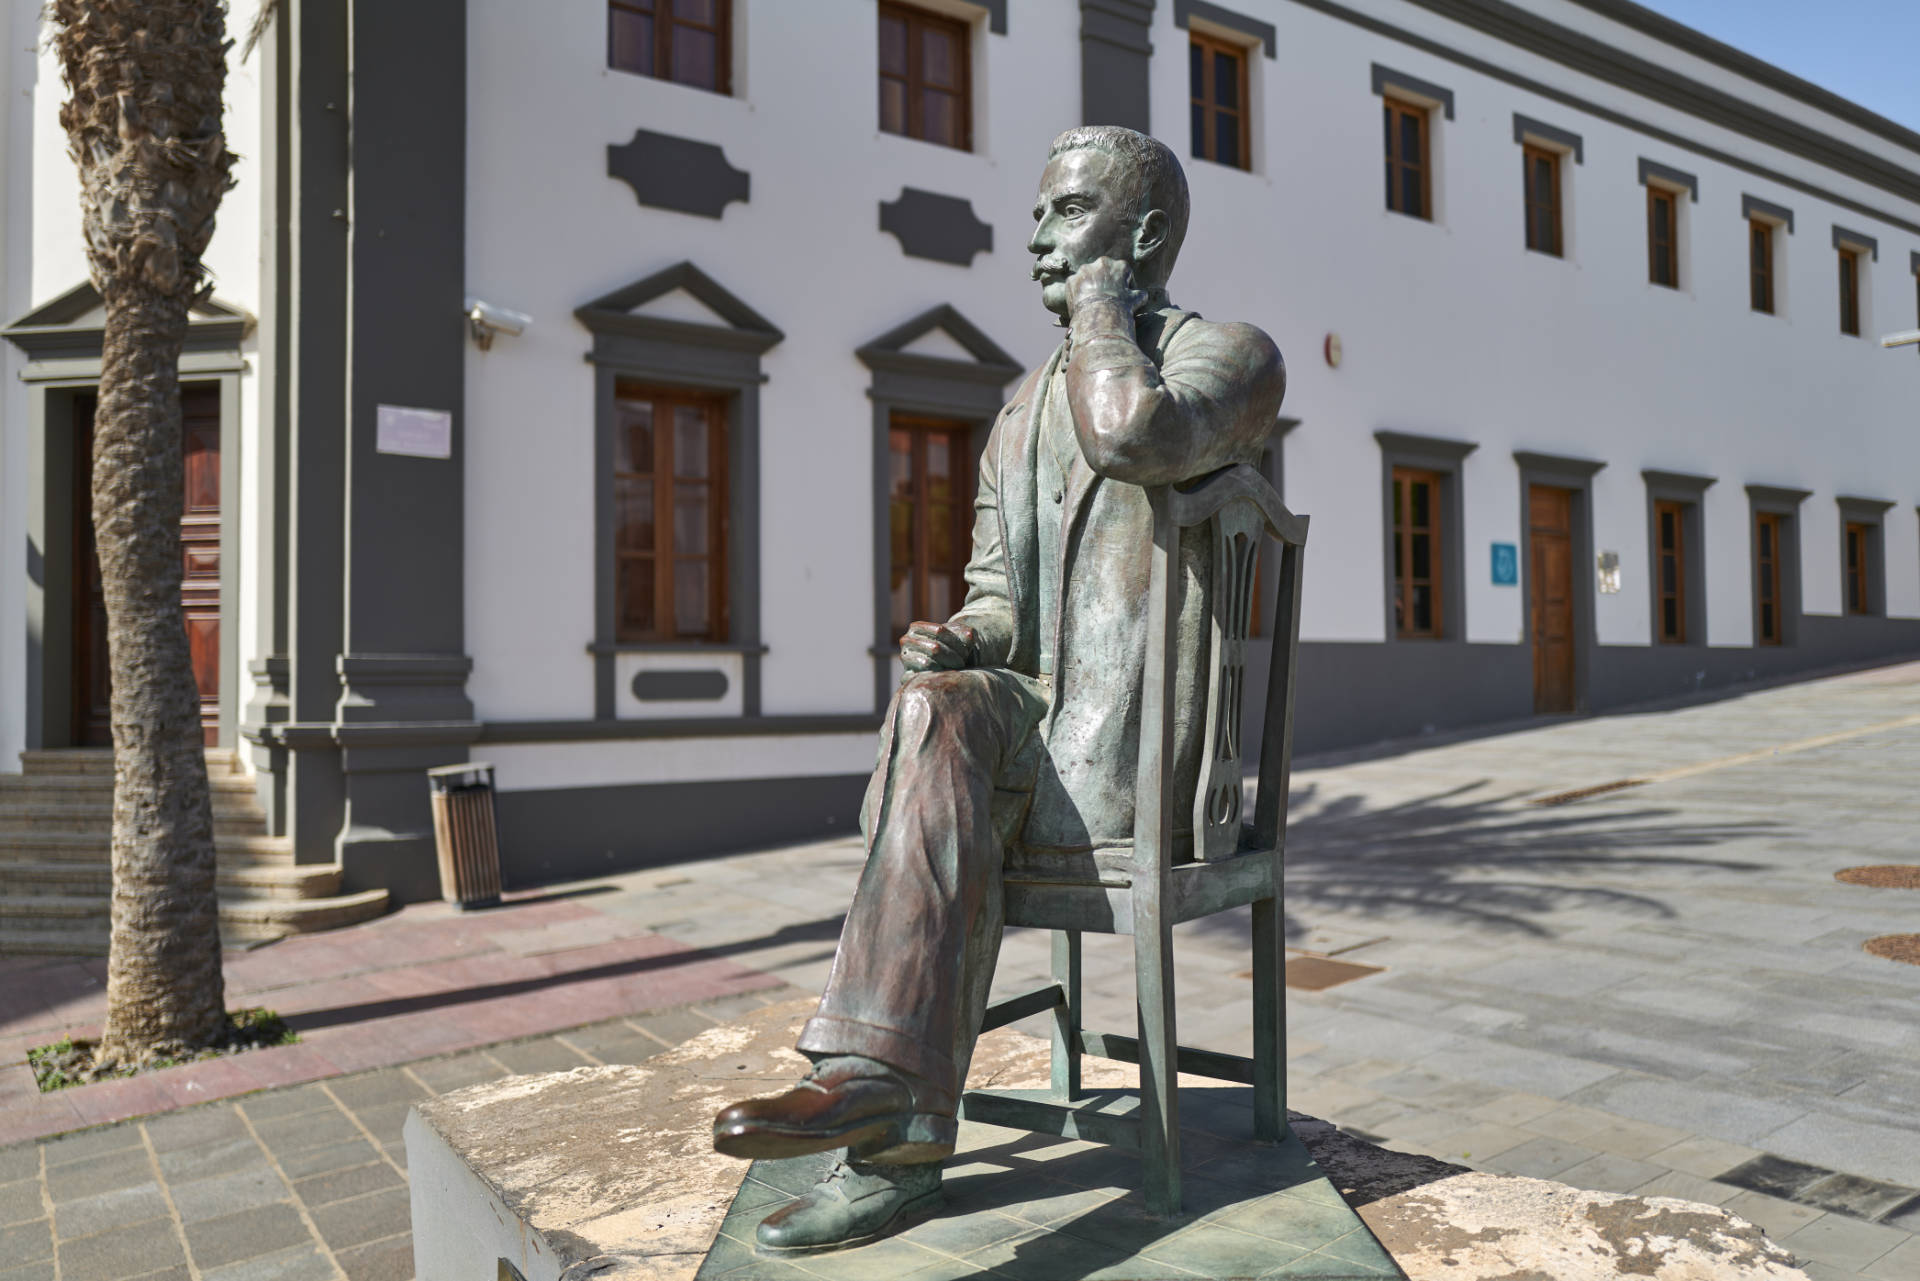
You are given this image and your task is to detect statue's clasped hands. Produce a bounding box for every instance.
[899,620,977,673]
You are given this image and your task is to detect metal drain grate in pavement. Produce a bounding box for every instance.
[1280,956,1386,991]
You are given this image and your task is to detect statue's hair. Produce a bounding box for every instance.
[1046,126,1190,285]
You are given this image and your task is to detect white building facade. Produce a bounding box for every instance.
[5,0,1919,898]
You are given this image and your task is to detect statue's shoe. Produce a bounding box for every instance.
[756,1157,943,1254]
[713,1057,953,1161]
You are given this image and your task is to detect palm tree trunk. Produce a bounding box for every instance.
[53,0,238,1064]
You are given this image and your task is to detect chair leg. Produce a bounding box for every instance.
[1051,930,1082,1101]
[1135,902,1181,1215]
[1251,895,1287,1142]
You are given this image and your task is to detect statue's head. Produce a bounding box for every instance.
[1028,125,1190,317]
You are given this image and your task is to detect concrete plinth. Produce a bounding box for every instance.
[406,1000,1809,1281]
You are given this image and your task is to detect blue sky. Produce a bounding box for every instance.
[1637,0,1920,133]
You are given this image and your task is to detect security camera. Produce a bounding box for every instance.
[464,298,531,351]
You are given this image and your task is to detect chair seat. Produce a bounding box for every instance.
[1004,841,1278,934]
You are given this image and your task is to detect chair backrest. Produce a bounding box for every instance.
[1137,465,1309,874]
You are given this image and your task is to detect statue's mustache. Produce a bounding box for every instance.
[1030,254,1072,281]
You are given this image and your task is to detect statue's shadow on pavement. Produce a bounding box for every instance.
[1216,779,1783,944]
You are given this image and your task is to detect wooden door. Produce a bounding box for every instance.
[1528,484,1576,714]
[72,386,222,747]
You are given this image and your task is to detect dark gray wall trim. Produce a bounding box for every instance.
[1912,251,1920,276]
[1513,450,1606,479]
[1559,0,1920,160]
[1746,483,1811,509]
[1837,496,1897,518]
[607,129,749,220]
[878,189,994,266]
[1512,113,1583,163]
[1638,157,1698,201]
[577,263,780,719]
[1372,63,1456,119]
[1373,429,1477,466]
[495,773,870,884]
[1080,0,1156,131]
[860,305,1022,711]
[1832,225,1880,260]
[1268,0,1920,239]
[977,0,1008,35]
[1642,469,1715,495]
[1174,0,1276,57]
[631,670,730,701]
[1741,194,1794,232]
[478,714,883,743]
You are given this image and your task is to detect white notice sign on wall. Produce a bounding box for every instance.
[376,405,453,459]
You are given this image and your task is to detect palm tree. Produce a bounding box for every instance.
[51,0,238,1064]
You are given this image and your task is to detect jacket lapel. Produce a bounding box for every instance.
[1059,306,1196,548]
[998,348,1059,674]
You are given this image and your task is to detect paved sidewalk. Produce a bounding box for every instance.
[0,892,780,1149]
[0,987,803,1281]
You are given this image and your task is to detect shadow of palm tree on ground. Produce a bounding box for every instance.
[1194,779,1782,945]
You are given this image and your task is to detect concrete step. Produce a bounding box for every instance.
[0,771,260,798]
[19,749,245,777]
[0,831,293,865]
[0,861,343,901]
[0,885,391,954]
[0,804,267,836]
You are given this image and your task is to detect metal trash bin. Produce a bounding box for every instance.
[427,762,503,910]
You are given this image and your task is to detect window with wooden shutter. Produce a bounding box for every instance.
[1838,247,1862,336]
[1391,467,1443,638]
[1845,522,1870,614]
[1383,98,1430,220]
[1750,220,1775,314]
[1755,512,1782,645]
[609,0,731,95]
[612,381,729,642]
[1189,32,1250,170]
[1522,145,1561,256]
[878,2,971,152]
[1648,187,1679,287]
[888,415,973,633]
[1654,500,1687,644]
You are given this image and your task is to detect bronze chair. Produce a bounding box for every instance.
[958,462,1308,1217]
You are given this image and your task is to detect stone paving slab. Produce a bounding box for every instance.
[0,988,806,1281]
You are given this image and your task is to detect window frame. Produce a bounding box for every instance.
[1647,186,1680,288]
[1750,219,1775,314]
[1836,497,1893,619]
[1391,466,1446,639]
[1521,143,1563,257]
[887,413,975,636]
[1754,510,1783,645]
[1376,431,1476,644]
[608,0,733,95]
[877,1,974,153]
[1838,246,1862,337]
[1642,471,1712,648]
[611,383,730,645]
[1382,95,1432,221]
[1652,499,1688,644]
[1844,521,1871,614]
[1189,29,1251,170]
[1746,485,1807,649]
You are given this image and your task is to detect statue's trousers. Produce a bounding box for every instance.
[797,667,1050,1121]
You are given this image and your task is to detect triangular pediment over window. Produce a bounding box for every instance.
[856,304,1022,385]
[575,262,783,354]
[2,280,253,363]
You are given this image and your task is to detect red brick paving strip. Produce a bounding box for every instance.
[0,892,780,1145]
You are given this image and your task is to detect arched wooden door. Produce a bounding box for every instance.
[72,386,222,746]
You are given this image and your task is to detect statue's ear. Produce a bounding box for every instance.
[1134,208,1169,266]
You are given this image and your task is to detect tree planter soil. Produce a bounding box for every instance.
[1864,935,1920,966]
[1835,865,1920,888]
[28,1008,295,1091]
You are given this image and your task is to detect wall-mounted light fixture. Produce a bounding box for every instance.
[465,298,531,351]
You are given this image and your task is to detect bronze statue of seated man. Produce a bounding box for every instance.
[711,125,1287,1254]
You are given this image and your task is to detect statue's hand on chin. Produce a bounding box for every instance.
[1065,257,1148,319]
[899,621,976,673]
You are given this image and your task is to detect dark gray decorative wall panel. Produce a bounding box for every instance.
[1080,0,1156,131]
[879,189,994,265]
[608,129,749,220]
[632,669,730,701]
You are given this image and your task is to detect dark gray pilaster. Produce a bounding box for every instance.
[330,0,476,901]
[1080,0,1156,131]
[280,0,350,867]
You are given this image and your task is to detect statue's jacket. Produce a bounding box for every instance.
[949,295,1286,875]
